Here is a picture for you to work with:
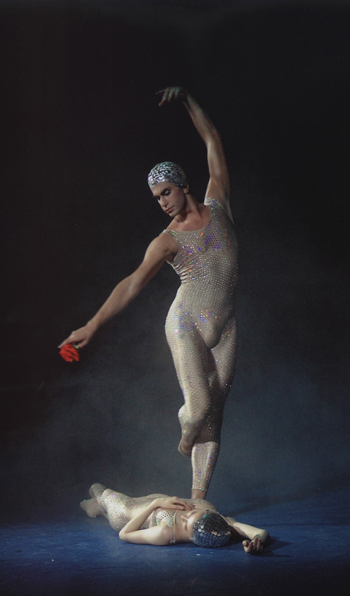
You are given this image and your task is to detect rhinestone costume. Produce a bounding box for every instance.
[96,487,218,545]
[164,197,238,492]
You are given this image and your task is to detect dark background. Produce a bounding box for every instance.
[0,0,349,518]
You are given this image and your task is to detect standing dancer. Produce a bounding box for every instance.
[59,87,238,499]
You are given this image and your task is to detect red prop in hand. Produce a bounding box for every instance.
[59,344,80,362]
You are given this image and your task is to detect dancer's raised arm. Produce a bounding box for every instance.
[59,232,177,349]
[157,86,233,221]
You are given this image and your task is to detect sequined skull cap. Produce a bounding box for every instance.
[191,511,231,548]
[148,161,188,189]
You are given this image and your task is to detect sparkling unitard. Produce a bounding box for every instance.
[164,197,238,492]
[92,484,219,542]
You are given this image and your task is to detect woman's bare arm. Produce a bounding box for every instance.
[157,86,233,221]
[225,517,270,554]
[119,524,172,546]
[59,232,177,349]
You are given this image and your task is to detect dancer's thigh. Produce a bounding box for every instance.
[167,324,212,419]
[211,317,237,395]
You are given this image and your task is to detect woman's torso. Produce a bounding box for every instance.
[146,496,219,543]
[147,497,218,525]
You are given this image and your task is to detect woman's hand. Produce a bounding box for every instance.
[242,536,265,554]
[156,87,188,106]
[58,321,97,350]
[153,496,194,511]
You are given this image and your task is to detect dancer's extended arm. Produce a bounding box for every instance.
[119,497,193,546]
[158,86,233,221]
[59,232,177,349]
[224,516,270,554]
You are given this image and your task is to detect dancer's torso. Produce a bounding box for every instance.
[146,496,218,529]
[164,198,238,348]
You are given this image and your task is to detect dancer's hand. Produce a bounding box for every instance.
[156,86,188,106]
[153,496,194,511]
[58,321,97,349]
[242,536,265,554]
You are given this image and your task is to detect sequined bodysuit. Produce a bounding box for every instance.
[98,488,218,544]
[164,198,238,492]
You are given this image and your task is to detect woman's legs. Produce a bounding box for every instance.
[80,485,133,531]
[81,486,169,532]
[80,498,102,517]
[80,483,106,517]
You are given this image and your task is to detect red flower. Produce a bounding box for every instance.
[59,343,80,362]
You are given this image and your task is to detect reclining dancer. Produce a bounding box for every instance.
[81,483,269,552]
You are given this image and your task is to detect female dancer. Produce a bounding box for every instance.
[81,483,269,552]
[59,87,238,500]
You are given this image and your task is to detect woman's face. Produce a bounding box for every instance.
[151,181,188,217]
[180,508,206,539]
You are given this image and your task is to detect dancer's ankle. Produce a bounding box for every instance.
[191,488,207,500]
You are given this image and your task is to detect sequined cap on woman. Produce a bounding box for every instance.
[191,510,231,548]
[148,161,188,188]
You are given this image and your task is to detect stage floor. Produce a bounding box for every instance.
[0,485,349,596]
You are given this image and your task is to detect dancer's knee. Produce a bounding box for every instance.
[178,402,210,429]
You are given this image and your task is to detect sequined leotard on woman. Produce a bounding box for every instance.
[95,486,219,544]
[164,197,238,492]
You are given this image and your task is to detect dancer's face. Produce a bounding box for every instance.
[180,508,206,539]
[151,181,188,217]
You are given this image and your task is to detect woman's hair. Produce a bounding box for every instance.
[147,161,188,189]
[191,511,231,548]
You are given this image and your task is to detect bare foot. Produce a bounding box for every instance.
[89,483,106,500]
[80,497,102,517]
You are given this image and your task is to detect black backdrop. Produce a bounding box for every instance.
[1,0,349,516]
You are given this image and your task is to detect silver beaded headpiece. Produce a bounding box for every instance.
[148,161,188,189]
[191,511,231,548]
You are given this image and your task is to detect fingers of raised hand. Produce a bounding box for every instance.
[158,87,171,106]
[156,87,170,106]
[156,87,185,106]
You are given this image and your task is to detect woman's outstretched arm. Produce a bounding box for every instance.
[59,232,177,349]
[157,86,233,221]
[224,517,270,554]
